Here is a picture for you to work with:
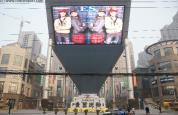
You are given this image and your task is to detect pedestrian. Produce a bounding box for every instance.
[145,106,150,115]
[96,107,100,115]
[127,105,131,115]
[7,100,13,114]
[159,104,162,113]
[131,108,135,115]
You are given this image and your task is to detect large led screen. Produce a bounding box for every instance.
[52,6,124,45]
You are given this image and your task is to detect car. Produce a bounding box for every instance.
[103,111,112,115]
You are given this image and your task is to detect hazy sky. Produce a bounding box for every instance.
[0,0,177,67]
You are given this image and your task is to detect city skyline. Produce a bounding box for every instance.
[0,1,178,66]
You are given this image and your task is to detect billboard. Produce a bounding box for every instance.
[52,6,124,45]
[46,0,131,93]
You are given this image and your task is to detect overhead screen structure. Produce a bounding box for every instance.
[46,0,131,93]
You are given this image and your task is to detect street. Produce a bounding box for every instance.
[0,109,178,115]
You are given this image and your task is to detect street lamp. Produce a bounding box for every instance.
[43,38,52,99]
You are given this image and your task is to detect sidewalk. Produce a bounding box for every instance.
[0,109,178,115]
[135,109,178,115]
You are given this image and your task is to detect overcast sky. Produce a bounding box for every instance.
[0,0,177,67]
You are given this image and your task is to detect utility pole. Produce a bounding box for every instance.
[43,38,52,99]
[125,38,134,99]
[112,76,116,108]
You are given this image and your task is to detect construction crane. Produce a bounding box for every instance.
[0,12,31,39]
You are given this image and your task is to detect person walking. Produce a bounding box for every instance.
[7,100,13,114]
[127,105,131,115]
[159,104,162,113]
[131,108,135,115]
[145,106,150,115]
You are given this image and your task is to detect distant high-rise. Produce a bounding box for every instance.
[137,46,152,68]
[101,39,135,106]
[160,12,178,41]
[18,31,42,60]
[45,49,77,104]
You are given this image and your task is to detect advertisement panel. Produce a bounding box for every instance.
[52,6,124,45]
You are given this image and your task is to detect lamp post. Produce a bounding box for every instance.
[125,39,134,99]
[43,38,52,99]
[112,75,116,109]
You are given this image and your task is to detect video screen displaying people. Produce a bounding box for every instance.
[52,6,124,45]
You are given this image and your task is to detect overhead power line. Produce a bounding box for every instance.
[1,6,178,9]
[0,71,178,77]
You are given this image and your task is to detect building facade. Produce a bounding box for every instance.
[160,12,178,41]
[46,49,78,107]
[137,46,152,68]
[100,39,135,107]
[146,40,178,102]
[0,43,45,110]
[18,31,42,61]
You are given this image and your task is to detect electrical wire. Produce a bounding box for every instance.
[0,70,178,77]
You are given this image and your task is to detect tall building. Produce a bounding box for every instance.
[18,31,42,61]
[101,39,135,107]
[137,46,152,68]
[135,11,178,105]
[146,40,178,103]
[36,54,47,86]
[0,43,45,110]
[160,12,178,41]
[45,48,78,106]
[133,67,152,98]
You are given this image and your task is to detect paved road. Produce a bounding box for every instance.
[0,109,178,115]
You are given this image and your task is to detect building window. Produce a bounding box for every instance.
[21,84,24,95]
[177,47,178,54]
[164,47,173,56]
[1,54,10,64]
[154,49,161,58]
[27,76,31,83]
[160,75,174,84]
[13,55,23,66]
[158,61,171,71]
[149,65,156,72]
[152,87,159,97]
[8,82,18,94]
[27,88,30,97]
[0,67,7,78]
[162,86,175,96]
[0,81,4,94]
[57,80,62,96]
[24,59,28,68]
[22,74,26,81]
[173,61,178,68]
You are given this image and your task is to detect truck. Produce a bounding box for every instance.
[68,94,108,112]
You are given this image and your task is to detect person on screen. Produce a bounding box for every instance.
[70,8,86,44]
[54,9,71,44]
[88,8,106,44]
[105,7,123,44]
[70,8,85,34]
[89,8,106,34]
